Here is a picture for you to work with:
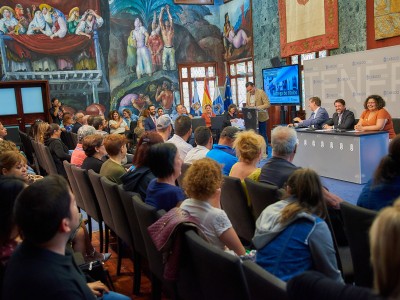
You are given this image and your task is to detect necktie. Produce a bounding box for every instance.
[338,114,342,125]
[310,112,315,119]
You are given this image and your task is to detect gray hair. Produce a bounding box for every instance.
[271,126,297,156]
[77,125,96,143]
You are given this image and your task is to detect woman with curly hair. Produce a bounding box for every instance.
[181,158,245,256]
[354,95,395,139]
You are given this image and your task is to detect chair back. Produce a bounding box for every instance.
[340,202,377,287]
[41,144,59,175]
[220,175,255,244]
[191,117,206,132]
[176,162,191,187]
[184,230,250,300]
[100,177,132,247]
[63,160,85,211]
[244,178,280,220]
[18,130,34,164]
[31,140,47,175]
[242,260,287,300]
[88,170,115,232]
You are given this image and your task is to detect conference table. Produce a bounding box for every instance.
[292,129,389,184]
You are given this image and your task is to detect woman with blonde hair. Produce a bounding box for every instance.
[254,168,342,282]
[181,158,246,256]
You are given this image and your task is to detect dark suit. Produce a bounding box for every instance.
[71,122,82,134]
[301,107,329,129]
[144,116,156,131]
[324,109,355,130]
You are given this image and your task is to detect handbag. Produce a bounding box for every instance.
[79,260,114,291]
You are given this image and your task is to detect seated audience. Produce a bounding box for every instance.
[71,112,84,134]
[81,134,107,173]
[230,130,266,205]
[287,198,400,300]
[354,94,395,139]
[109,109,129,135]
[157,107,164,118]
[184,126,213,164]
[254,168,343,282]
[44,123,71,176]
[2,175,129,300]
[63,114,74,132]
[0,151,42,184]
[222,104,238,128]
[146,143,186,211]
[144,105,157,132]
[291,97,329,129]
[71,125,96,167]
[29,119,49,144]
[357,134,400,211]
[167,115,193,160]
[156,114,173,141]
[0,122,7,141]
[206,126,239,175]
[201,104,216,128]
[181,158,246,256]
[92,116,109,136]
[322,99,355,130]
[121,132,164,200]
[182,106,193,119]
[100,134,127,184]
[122,108,138,128]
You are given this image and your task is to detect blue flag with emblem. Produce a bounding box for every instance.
[224,76,233,111]
[212,82,224,115]
[190,78,202,116]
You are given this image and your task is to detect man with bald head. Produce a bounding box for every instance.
[72,112,84,134]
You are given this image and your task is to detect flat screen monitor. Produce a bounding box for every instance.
[262,64,301,105]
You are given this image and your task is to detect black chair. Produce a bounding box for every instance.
[31,140,47,175]
[88,170,112,253]
[118,187,145,295]
[242,260,288,300]
[211,115,224,143]
[185,230,250,300]
[244,178,281,220]
[41,144,59,175]
[220,175,255,245]
[18,130,34,165]
[393,117,400,134]
[63,161,85,212]
[340,202,377,287]
[71,166,103,247]
[191,117,206,132]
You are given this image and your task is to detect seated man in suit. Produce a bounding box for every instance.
[323,99,355,130]
[291,96,329,129]
[144,105,157,132]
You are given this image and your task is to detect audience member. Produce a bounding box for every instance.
[357,134,400,211]
[184,126,213,164]
[157,107,164,118]
[254,168,342,282]
[156,114,173,141]
[63,113,74,132]
[354,94,395,139]
[49,97,64,125]
[29,120,49,144]
[71,112,85,134]
[0,151,42,184]
[291,96,329,129]
[230,130,266,205]
[87,115,95,127]
[2,175,129,300]
[122,108,138,128]
[201,104,216,128]
[181,158,246,256]
[109,109,129,135]
[182,106,193,119]
[322,99,355,130]
[134,109,149,142]
[100,134,127,184]
[92,116,109,136]
[0,122,7,141]
[44,123,71,177]
[287,198,400,300]
[71,125,96,167]
[144,105,157,132]
[146,143,186,211]
[81,134,107,173]
[206,126,239,175]
[121,132,164,200]
[167,115,193,160]
[222,104,238,128]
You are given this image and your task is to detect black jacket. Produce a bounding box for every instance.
[121,166,155,200]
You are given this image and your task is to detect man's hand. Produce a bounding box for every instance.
[293,117,302,122]
[323,124,333,129]
[87,281,109,297]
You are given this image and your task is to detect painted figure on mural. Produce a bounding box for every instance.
[147,11,163,71]
[27,8,52,35]
[67,7,80,34]
[14,4,30,34]
[126,30,137,73]
[171,82,181,114]
[156,81,174,115]
[131,17,153,78]
[133,94,152,116]
[0,6,21,35]
[50,9,67,39]
[39,4,53,27]
[159,5,176,71]
[223,12,251,59]
[76,9,104,39]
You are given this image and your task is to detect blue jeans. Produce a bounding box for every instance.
[258,121,268,147]
[99,291,131,300]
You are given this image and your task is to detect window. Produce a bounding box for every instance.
[178,63,217,111]
[227,58,254,108]
[289,50,329,108]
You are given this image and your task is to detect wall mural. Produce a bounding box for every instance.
[0,0,252,119]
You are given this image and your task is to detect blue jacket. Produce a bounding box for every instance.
[144,117,156,131]
[301,107,329,129]
[206,144,237,175]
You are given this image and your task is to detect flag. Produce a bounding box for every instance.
[202,78,212,109]
[224,76,233,111]
[212,82,224,115]
[190,79,202,117]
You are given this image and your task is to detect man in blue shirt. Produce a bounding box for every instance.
[206,126,239,175]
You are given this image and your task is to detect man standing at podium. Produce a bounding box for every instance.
[246,82,271,146]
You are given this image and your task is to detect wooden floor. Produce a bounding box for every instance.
[91,230,168,299]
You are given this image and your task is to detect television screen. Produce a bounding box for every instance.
[262,64,301,105]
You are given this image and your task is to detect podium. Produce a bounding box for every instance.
[242,107,258,132]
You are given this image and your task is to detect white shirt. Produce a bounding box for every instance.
[166,134,193,160]
[184,145,209,164]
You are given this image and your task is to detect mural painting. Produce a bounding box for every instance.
[0,0,252,120]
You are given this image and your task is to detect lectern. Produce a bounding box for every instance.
[242,107,258,132]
